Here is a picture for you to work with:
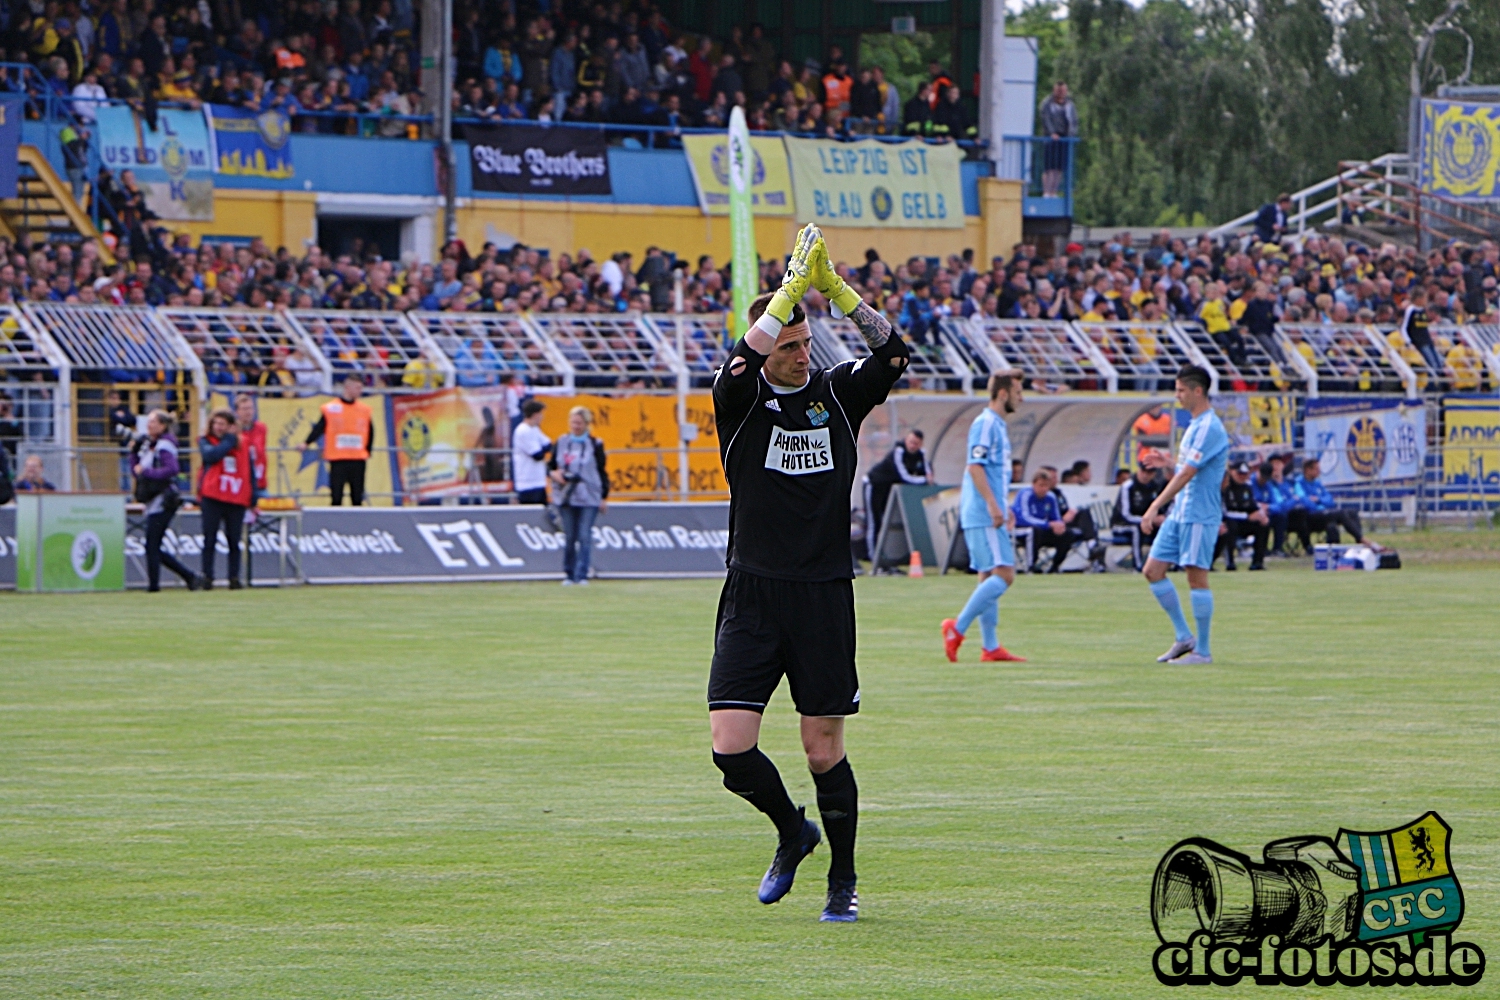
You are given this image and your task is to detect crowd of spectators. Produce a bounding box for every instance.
[3,0,977,144]
[0,231,740,314]
[4,210,1498,394]
[877,226,1499,391]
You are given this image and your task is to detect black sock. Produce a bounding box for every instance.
[812,757,857,882]
[713,746,803,841]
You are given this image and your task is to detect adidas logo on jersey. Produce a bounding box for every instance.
[764,399,781,412]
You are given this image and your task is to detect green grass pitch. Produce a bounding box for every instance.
[3,554,1498,998]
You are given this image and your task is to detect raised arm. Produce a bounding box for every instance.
[814,241,910,407]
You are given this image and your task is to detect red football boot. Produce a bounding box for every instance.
[941,618,964,663]
[980,646,1027,663]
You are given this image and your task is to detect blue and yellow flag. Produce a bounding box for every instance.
[1422,101,1500,199]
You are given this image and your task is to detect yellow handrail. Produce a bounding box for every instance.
[6,144,116,266]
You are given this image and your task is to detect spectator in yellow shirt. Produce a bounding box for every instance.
[1197,282,1230,334]
[1444,339,1483,392]
[401,349,444,390]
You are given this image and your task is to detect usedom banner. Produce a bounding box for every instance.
[681,132,794,215]
[96,106,214,219]
[465,124,611,195]
[783,136,964,228]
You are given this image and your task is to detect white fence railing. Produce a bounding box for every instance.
[5,304,1500,400]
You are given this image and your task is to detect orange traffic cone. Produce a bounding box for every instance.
[908,549,924,577]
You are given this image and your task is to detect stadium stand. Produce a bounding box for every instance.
[5,229,1499,398]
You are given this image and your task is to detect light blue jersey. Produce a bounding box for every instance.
[1167,408,1230,525]
[960,407,1011,529]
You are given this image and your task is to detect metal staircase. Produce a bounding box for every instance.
[1207,151,1500,249]
[0,145,116,264]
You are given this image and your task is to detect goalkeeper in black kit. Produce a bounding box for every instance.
[707,224,910,923]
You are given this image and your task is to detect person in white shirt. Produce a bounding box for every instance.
[511,399,552,505]
[71,70,108,123]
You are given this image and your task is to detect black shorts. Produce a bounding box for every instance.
[707,569,859,717]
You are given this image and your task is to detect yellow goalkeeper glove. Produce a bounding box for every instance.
[811,237,863,317]
[766,223,820,324]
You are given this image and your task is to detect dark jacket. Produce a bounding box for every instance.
[1113,474,1165,526]
[1222,479,1258,520]
[1254,202,1285,244]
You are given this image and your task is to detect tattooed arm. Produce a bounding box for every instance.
[848,300,894,350]
[834,300,910,412]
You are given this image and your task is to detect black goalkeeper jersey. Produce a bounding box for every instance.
[713,332,909,582]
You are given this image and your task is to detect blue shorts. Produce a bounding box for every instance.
[1149,519,1217,569]
[965,525,1015,572]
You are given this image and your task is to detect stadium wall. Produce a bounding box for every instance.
[114,134,1017,265]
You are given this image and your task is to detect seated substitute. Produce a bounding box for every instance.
[1289,457,1364,549]
[1054,462,1105,571]
[1111,464,1165,570]
[1216,461,1268,570]
[1012,468,1075,573]
[1251,457,1295,556]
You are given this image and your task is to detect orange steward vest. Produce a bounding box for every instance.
[321,399,372,461]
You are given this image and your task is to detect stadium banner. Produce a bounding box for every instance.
[1303,397,1426,487]
[681,132,795,216]
[96,105,214,220]
[208,392,398,505]
[536,393,722,496]
[0,97,21,199]
[465,124,611,195]
[206,105,294,179]
[1212,394,1295,462]
[727,107,757,334]
[783,136,964,229]
[1420,100,1500,200]
[13,493,125,592]
[391,387,511,500]
[1441,396,1500,500]
[922,486,962,570]
[122,504,727,585]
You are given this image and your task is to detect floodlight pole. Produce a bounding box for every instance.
[978,0,1006,166]
[438,0,457,248]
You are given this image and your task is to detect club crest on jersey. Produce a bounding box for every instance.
[764,398,781,412]
[806,401,830,427]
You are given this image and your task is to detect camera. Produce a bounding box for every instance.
[1153,836,1361,946]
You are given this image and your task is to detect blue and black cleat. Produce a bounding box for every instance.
[820,879,858,922]
[757,808,821,904]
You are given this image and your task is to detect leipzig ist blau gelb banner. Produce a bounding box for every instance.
[783,137,965,229]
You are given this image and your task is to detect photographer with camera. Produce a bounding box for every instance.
[547,405,609,585]
[199,409,252,590]
[132,410,201,592]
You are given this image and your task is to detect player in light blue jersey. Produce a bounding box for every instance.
[1140,365,1230,665]
[942,372,1027,663]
